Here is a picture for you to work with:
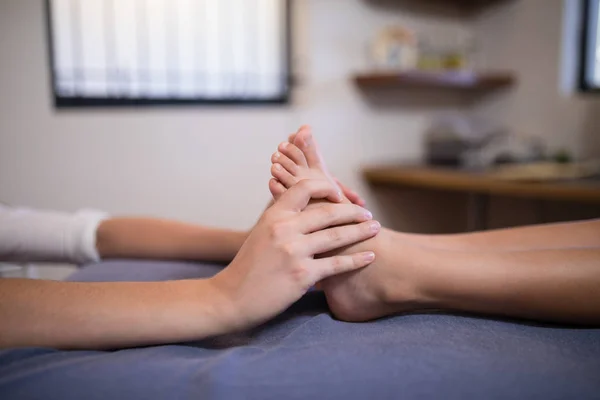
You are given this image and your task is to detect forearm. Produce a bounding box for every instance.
[0,278,234,349]
[96,218,248,262]
[421,247,600,325]
[403,219,600,252]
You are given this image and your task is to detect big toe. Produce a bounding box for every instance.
[294,126,324,169]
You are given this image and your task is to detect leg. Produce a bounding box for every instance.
[269,127,600,325]
[390,243,600,325]
[401,218,600,252]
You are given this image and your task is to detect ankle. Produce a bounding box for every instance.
[379,230,441,311]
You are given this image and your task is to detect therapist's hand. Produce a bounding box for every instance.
[211,179,380,331]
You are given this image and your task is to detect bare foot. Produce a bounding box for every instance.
[286,127,366,207]
[270,127,343,203]
[269,126,429,321]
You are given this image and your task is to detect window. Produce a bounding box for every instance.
[579,0,600,91]
[46,0,291,107]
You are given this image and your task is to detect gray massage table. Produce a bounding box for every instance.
[1,260,599,400]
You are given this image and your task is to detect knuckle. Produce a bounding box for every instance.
[269,220,290,239]
[331,256,343,271]
[261,210,276,225]
[320,204,338,222]
[281,242,297,257]
[290,264,310,285]
[326,227,342,243]
[330,256,348,275]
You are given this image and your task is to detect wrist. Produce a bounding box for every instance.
[207,259,271,333]
[191,277,242,337]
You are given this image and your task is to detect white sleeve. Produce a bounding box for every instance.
[0,204,109,264]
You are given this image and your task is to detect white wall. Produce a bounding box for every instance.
[0,0,469,228]
[474,0,600,158]
[2,0,598,279]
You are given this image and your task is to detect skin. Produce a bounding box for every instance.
[270,125,600,326]
[0,180,380,349]
[96,218,249,262]
[398,219,600,252]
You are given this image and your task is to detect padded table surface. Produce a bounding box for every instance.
[1,260,599,400]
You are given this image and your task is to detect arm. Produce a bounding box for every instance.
[0,204,248,264]
[1,180,379,349]
[0,278,231,349]
[96,218,247,262]
[403,219,600,252]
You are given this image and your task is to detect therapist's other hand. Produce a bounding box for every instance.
[211,179,380,331]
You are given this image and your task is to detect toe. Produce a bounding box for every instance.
[271,151,298,176]
[288,124,308,144]
[269,178,286,200]
[278,142,308,167]
[294,126,323,168]
[271,163,298,188]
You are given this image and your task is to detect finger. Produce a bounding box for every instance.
[271,151,299,176]
[271,163,298,188]
[345,190,366,207]
[269,178,286,201]
[303,220,381,255]
[335,179,366,207]
[345,191,366,207]
[295,203,373,234]
[278,142,308,167]
[275,179,342,212]
[310,251,375,282]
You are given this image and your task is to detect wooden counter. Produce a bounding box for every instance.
[363,165,600,204]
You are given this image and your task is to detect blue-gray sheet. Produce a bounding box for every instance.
[1,260,599,400]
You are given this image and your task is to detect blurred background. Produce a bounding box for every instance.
[1,0,600,278]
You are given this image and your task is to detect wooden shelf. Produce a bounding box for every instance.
[353,71,516,92]
[433,0,509,12]
[366,0,511,15]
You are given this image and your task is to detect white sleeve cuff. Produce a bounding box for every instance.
[0,205,109,264]
[69,209,110,264]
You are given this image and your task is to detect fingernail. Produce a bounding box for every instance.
[364,210,373,220]
[370,221,381,232]
[363,252,375,262]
